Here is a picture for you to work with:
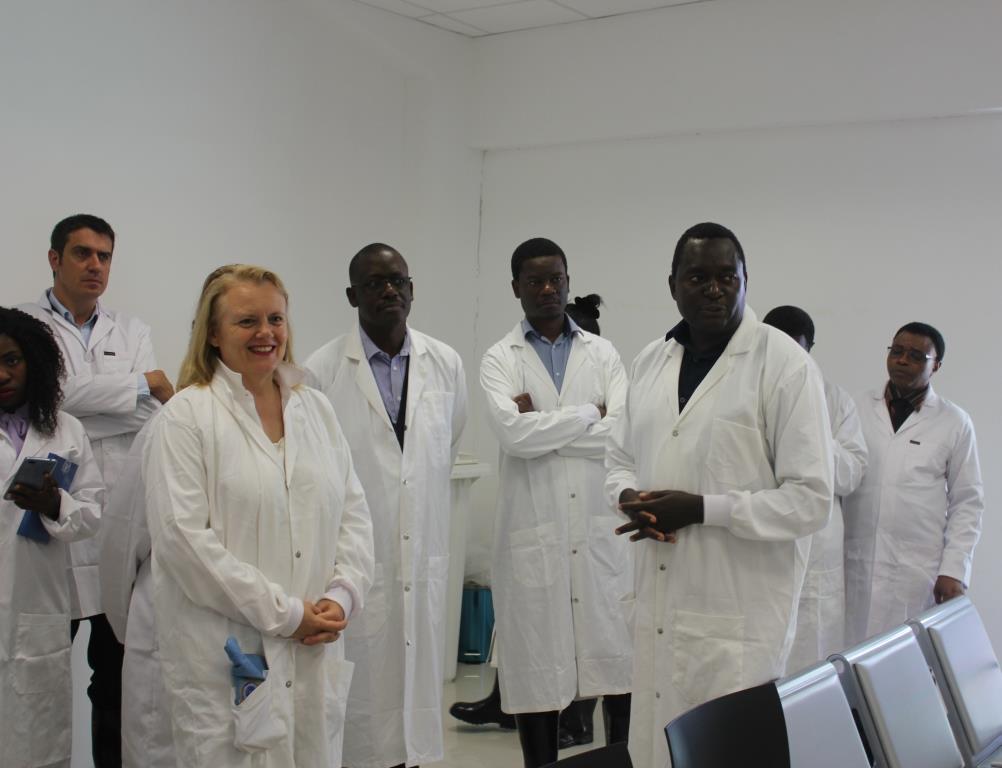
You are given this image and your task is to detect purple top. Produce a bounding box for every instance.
[0,405,29,456]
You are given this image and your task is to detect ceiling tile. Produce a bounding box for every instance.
[353,0,430,19]
[554,0,697,18]
[449,0,586,34]
[409,0,506,12]
[418,13,489,35]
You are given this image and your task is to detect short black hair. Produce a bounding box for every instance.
[762,305,815,348]
[0,307,65,437]
[896,321,945,361]
[348,243,404,284]
[511,238,567,280]
[50,214,115,255]
[566,294,603,335]
[671,222,745,278]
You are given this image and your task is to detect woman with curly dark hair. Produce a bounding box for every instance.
[0,306,104,768]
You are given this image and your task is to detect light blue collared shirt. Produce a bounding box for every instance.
[522,315,581,392]
[46,289,150,398]
[360,327,411,423]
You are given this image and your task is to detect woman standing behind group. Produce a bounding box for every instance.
[0,307,104,768]
[143,265,374,768]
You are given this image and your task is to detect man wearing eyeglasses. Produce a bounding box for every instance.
[304,243,467,768]
[843,322,984,645]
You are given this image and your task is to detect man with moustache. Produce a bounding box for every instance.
[606,222,833,768]
[843,322,983,644]
[305,243,467,768]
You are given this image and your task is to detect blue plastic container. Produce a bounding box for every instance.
[457,585,495,664]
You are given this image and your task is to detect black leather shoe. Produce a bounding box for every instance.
[449,675,517,729]
[558,699,595,749]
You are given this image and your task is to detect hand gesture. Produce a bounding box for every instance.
[513,393,535,413]
[292,599,348,645]
[7,471,61,520]
[616,490,703,542]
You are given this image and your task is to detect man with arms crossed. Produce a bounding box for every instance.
[20,214,173,767]
[606,223,833,768]
[305,243,467,768]
[844,322,983,644]
[482,238,633,768]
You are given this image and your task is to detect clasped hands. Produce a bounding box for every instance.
[292,599,347,646]
[615,489,704,543]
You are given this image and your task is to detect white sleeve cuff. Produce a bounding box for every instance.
[323,586,355,619]
[278,597,305,638]
[702,494,734,528]
[576,403,601,425]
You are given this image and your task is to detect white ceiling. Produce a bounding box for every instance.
[352,0,714,37]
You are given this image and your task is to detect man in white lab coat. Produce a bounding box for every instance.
[844,322,983,645]
[20,214,173,767]
[762,305,868,671]
[606,223,833,768]
[482,238,633,768]
[304,243,467,768]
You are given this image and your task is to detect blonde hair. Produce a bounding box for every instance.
[177,264,295,389]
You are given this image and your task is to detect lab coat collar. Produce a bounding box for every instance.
[210,360,304,472]
[503,320,593,403]
[663,306,759,358]
[869,382,941,435]
[345,323,427,434]
[38,289,117,351]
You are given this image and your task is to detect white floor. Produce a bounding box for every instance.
[71,633,604,768]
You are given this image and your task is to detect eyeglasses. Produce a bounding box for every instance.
[352,276,412,294]
[524,275,566,289]
[887,345,935,363]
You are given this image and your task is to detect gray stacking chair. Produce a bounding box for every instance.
[830,625,963,768]
[776,661,870,768]
[909,597,1002,768]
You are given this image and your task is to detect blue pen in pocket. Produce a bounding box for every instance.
[224,636,268,705]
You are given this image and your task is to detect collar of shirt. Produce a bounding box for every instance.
[885,380,928,411]
[665,319,733,362]
[521,314,582,344]
[359,326,411,364]
[0,404,30,456]
[47,288,99,330]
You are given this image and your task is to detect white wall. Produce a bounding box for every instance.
[465,0,1002,651]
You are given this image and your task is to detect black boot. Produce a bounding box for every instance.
[515,711,560,768]
[558,698,596,749]
[602,693,631,745]
[449,673,516,729]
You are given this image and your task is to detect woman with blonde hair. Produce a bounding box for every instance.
[143,264,374,768]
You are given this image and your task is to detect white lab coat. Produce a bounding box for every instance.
[843,385,983,645]
[21,295,158,618]
[786,378,867,673]
[605,308,833,768]
[0,412,104,768]
[304,326,467,768]
[98,417,174,768]
[482,322,634,714]
[143,363,374,768]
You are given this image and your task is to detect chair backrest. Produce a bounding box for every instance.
[540,741,632,768]
[665,681,790,768]
[909,597,1002,764]
[776,661,870,768]
[830,625,963,768]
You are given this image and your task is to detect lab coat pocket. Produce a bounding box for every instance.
[13,612,72,694]
[418,391,455,469]
[324,656,355,751]
[231,674,288,752]
[671,610,744,707]
[587,514,629,579]
[511,522,561,588]
[706,418,765,490]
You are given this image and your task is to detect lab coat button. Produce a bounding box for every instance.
[295,550,301,558]
[659,564,666,571]
[573,597,579,603]
[570,493,576,499]
[655,691,661,699]
[404,585,411,592]
[403,534,410,541]
[657,627,664,634]
[672,429,679,437]
[403,479,409,486]
[572,549,577,555]
[285,680,292,688]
